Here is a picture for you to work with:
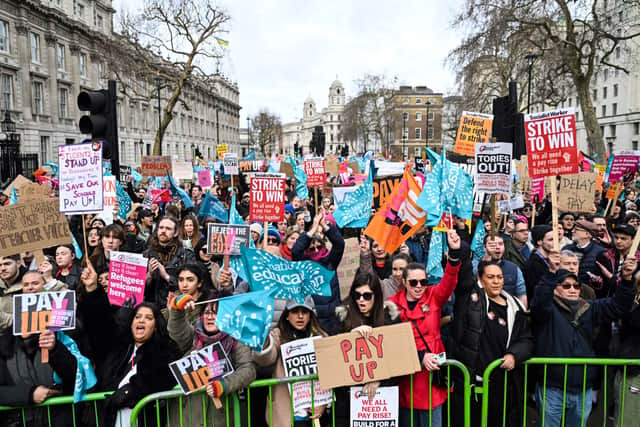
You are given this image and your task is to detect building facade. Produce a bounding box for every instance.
[0,0,240,168]
[281,80,346,156]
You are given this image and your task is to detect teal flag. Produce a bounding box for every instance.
[198,191,228,223]
[470,219,486,263]
[288,157,308,200]
[333,167,372,228]
[215,290,274,351]
[427,231,447,284]
[167,172,193,209]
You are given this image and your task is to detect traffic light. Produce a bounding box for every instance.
[294,142,299,156]
[77,80,119,172]
[492,81,525,158]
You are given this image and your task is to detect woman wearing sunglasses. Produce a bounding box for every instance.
[387,229,461,427]
[448,260,532,427]
[333,271,400,425]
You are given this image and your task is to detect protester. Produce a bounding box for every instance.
[86,227,101,256]
[503,218,531,270]
[190,185,204,213]
[137,209,155,241]
[368,240,392,280]
[559,212,576,239]
[359,238,411,299]
[592,215,613,248]
[0,255,26,332]
[615,280,640,426]
[88,223,125,290]
[561,219,604,290]
[53,244,81,290]
[279,228,300,261]
[523,224,554,301]
[123,220,147,254]
[179,214,202,250]
[594,224,640,299]
[250,223,263,245]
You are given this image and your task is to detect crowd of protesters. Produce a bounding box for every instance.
[1,165,640,427]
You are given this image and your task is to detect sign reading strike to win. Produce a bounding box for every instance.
[13,291,76,336]
[250,173,286,222]
[525,108,578,178]
[58,142,103,214]
[169,343,234,394]
[314,323,421,390]
[304,158,325,187]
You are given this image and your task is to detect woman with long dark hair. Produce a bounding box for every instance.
[88,223,125,290]
[179,215,202,250]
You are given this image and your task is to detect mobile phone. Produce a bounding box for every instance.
[435,352,447,364]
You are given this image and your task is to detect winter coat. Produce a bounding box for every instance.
[388,260,460,410]
[523,250,549,302]
[618,300,640,374]
[54,263,83,291]
[292,224,345,335]
[503,238,529,272]
[143,244,197,308]
[530,271,635,392]
[359,252,402,299]
[0,278,23,333]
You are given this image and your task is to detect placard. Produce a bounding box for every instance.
[249,173,286,222]
[350,386,399,427]
[150,189,171,203]
[13,291,76,336]
[107,251,148,307]
[314,323,421,390]
[172,160,193,181]
[372,175,402,210]
[474,142,512,194]
[197,170,212,188]
[169,342,234,394]
[239,159,265,172]
[58,142,104,213]
[2,175,51,200]
[608,151,640,183]
[337,238,361,300]
[531,177,545,203]
[525,108,578,178]
[119,165,132,186]
[141,155,172,177]
[325,160,340,176]
[217,144,228,159]
[497,195,525,214]
[0,198,71,257]
[606,182,621,199]
[223,153,239,175]
[206,224,251,255]
[305,158,326,187]
[453,111,493,156]
[97,176,117,224]
[279,161,295,180]
[555,172,597,213]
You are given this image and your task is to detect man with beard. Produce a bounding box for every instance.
[190,185,204,213]
[237,192,250,218]
[0,255,26,332]
[144,217,196,308]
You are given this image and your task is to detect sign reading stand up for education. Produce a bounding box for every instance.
[524,107,578,178]
[58,142,103,214]
[249,173,286,222]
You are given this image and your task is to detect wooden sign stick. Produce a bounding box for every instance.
[628,226,640,259]
[531,204,536,228]
[212,396,222,409]
[314,187,319,217]
[489,195,496,239]
[81,214,89,266]
[551,180,559,251]
[41,327,49,363]
[263,221,268,249]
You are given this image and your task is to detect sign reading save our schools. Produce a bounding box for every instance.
[314,323,421,390]
[169,343,234,394]
[13,291,76,335]
[58,142,103,214]
[350,386,399,427]
[206,224,251,255]
[304,158,325,187]
[524,107,578,178]
[249,173,286,222]
[474,142,512,195]
[107,251,148,307]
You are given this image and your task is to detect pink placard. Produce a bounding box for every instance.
[198,169,212,187]
[531,177,545,204]
[107,251,148,307]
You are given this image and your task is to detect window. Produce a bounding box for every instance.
[616,47,621,59]
[416,112,422,121]
[604,69,609,80]
[614,84,618,97]
[414,147,421,157]
[79,53,87,76]
[40,136,50,164]
[1,74,13,111]
[613,103,617,115]
[603,87,607,99]
[402,97,409,104]
[428,127,434,139]
[568,98,572,107]
[129,105,135,128]
[602,105,606,116]
[141,108,147,129]
[610,125,616,137]
[576,111,579,121]
[30,32,40,63]
[402,112,409,120]
[32,81,43,114]
[58,87,68,118]
[77,2,85,18]
[330,114,333,121]
[427,112,434,121]
[634,122,639,135]
[633,141,638,151]
[96,14,103,30]
[593,89,597,101]
[0,20,8,52]
[416,98,422,104]
[56,44,65,71]
[415,128,422,139]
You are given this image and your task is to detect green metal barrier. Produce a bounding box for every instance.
[478,358,640,427]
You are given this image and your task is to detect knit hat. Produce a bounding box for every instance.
[249,223,263,236]
[612,223,635,237]
[531,224,553,245]
[259,225,281,244]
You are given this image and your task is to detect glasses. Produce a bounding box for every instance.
[203,310,216,317]
[267,237,279,244]
[354,291,374,301]
[560,282,581,290]
[408,278,429,287]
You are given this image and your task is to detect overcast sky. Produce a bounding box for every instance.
[114,0,465,125]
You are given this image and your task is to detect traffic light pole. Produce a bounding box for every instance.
[109,80,120,175]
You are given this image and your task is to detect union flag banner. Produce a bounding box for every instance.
[364,168,426,254]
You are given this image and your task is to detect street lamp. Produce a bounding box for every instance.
[425,100,431,151]
[154,75,164,155]
[525,53,538,114]
[402,111,408,161]
[1,111,15,133]
[246,117,252,154]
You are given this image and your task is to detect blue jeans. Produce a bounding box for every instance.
[399,405,442,427]
[536,384,593,427]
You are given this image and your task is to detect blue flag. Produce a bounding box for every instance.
[333,167,373,228]
[167,172,193,209]
[9,187,17,205]
[215,290,274,351]
[53,332,97,403]
[427,231,447,284]
[243,150,256,161]
[131,169,143,183]
[71,232,83,259]
[240,247,334,303]
[45,162,59,177]
[288,157,308,200]
[115,180,131,221]
[198,191,229,223]
[470,219,486,263]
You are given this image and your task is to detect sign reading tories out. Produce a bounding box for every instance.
[249,173,286,222]
[524,107,578,178]
[223,153,239,175]
[13,291,76,335]
[58,142,103,213]
[474,142,512,195]
[107,251,148,307]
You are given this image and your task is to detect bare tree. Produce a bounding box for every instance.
[449,0,640,160]
[112,0,230,155]
[252,110,282,158]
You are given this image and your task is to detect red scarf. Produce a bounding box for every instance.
[280,243,293,260]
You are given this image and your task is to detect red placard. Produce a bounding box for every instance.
[249,174,286,222]
[524,108,578,178]
[304,158,325,187]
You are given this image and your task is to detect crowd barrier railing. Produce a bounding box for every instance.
[478,357,640,427]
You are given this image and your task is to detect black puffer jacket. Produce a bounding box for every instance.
[143,244,197,307]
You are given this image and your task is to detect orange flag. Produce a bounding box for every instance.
[364,167,426,254]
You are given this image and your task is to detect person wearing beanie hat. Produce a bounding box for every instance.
[523,224,555,301]
[531,252,637,427]
[259,225,281,246]
[561,220,605,292]
[624,210,640,230]
[592,222,640,299]
[249,223,263,244]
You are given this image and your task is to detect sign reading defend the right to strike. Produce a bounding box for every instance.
[524,107,578,179]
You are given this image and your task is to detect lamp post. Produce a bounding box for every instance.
[525,53,538,114]
[246,117,252,155]
[154,75,164,155]
[425,100,431,151]
[402,112,407,161]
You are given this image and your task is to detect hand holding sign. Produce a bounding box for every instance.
[39,329,56,351]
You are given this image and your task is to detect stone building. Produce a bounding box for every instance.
[0,0,240,168]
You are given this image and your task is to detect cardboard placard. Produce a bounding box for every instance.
[474,142,512,194]
[325,160,340,177]
[206,224,251,255]
[350,386,399,427]
[239,160,265,172]
[337,238,361,300]
[348,161,360,174]
[281,337,332,412]
[555,172,598,213]
[172,160,193,181]
[169,343,234,394]
[107,251,148,307]
[453,111,493,157]
[95,176,117,224]
[3,176,51,201]
[279,161,295,180]
[305,158,326,187]
[13,291,76,335]
[217,144,228,159]
[372,175,402,210]
[314,323,421,390]
[141,155,172,177]
[0,198,71,258]
[58,142,104,214]
[249,173,286,222]
[197,170,212,188]
[608,151,640,183]
[606,182,621,199]
[223,153,239,175]
[525,108,578,178]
